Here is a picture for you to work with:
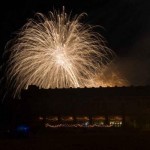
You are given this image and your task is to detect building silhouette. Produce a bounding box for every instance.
[13,85,150,130]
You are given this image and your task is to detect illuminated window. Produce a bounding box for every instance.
[109,116,122,127]
[92,116,105,126]
[46,116,58,121]
[76,116,89,125]
[61,116,74,122]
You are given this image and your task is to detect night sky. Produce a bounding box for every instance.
[1,0,150,85]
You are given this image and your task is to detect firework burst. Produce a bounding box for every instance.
[5,8,117,97]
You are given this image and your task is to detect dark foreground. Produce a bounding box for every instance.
[0,128,150,150]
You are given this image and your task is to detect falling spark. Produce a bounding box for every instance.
[5,8,124,98]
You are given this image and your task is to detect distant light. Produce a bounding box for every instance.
[39,116,44,121]
[85,122,89,127]
[16,125,30,133]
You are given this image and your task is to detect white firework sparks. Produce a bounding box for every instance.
[5,8,115,97]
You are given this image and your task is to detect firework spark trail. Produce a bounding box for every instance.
[5,8,117,97]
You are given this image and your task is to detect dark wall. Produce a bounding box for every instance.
[20,86,150,116]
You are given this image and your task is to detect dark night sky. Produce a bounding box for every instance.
[0,0,150,85]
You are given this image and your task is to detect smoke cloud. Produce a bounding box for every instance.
[116,33,150,86]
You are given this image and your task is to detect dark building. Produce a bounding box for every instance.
[15,85,150,130]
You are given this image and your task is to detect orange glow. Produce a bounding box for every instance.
[76,116,89,121]
[46,116,58,121]
[92,116,105,121]
[61,116,74,121]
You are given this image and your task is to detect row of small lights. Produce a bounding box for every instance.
[45,122,122,128]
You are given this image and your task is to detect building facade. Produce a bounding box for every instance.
[18,86,150,129]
